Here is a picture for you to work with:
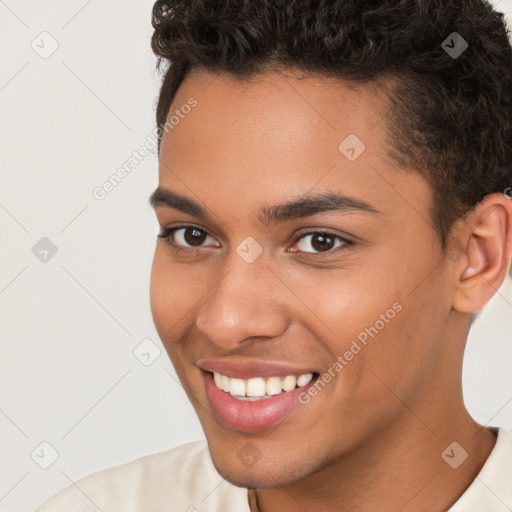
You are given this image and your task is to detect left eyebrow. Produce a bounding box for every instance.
[257,191,382,226]
[149,187,382,226]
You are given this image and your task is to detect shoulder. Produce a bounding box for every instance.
[36,441,250,512]
[449,427,512,511]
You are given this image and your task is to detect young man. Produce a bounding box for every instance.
[38,0,512,510]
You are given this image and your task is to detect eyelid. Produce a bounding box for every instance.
[292,227,353,242]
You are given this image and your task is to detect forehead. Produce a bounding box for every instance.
[164,69,387,151]
[158,70,431,230]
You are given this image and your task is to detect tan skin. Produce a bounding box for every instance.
[149,69,512,512]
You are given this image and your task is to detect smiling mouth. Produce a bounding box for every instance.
[211,371,319,401]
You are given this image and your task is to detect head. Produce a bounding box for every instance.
[149,0,512,489]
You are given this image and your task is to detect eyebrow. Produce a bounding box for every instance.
[148,187,382,226]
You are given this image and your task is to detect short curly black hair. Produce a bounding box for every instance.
[150,0,512,273]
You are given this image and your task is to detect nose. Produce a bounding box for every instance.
[195,252,288,350]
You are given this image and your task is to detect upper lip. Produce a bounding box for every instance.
[197,358,317,379]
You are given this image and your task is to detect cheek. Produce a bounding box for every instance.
[315,282,404,385]
[149,248,197,342]
[320,267,449,408]
[149,251,194,377]
[149,250,170,331]
[278,266,396,349]
[289,268,409,377]
[150,247,193,352]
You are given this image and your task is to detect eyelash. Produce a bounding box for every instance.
[157,224,354,259]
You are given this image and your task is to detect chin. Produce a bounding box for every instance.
[207,444,321,490]
[215,463,302,489]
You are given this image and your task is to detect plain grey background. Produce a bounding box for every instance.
[0,1,511,510]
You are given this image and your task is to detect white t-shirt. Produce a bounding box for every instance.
[36,427,512,511]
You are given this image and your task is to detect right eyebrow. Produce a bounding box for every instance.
[149,187,208,218]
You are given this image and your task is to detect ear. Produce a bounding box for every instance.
[451,192,512,314]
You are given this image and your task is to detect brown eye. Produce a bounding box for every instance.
[183,227,208,246]
[158,226,218,249]
[310,233,336,252]
[292,230,354,258]
[293,231,350,255]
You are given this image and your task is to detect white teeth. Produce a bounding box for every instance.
[246,377,266,397]
[282,375,297,392]
[297,373,313,387]
[266,376,282,396]
[220,374,230,393]
[235,395,272,401]
[229,378,246,396]
[212,372,314,398]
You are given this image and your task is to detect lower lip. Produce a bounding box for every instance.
[203,371,315,432]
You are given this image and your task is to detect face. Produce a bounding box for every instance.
[149,69,458,488]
